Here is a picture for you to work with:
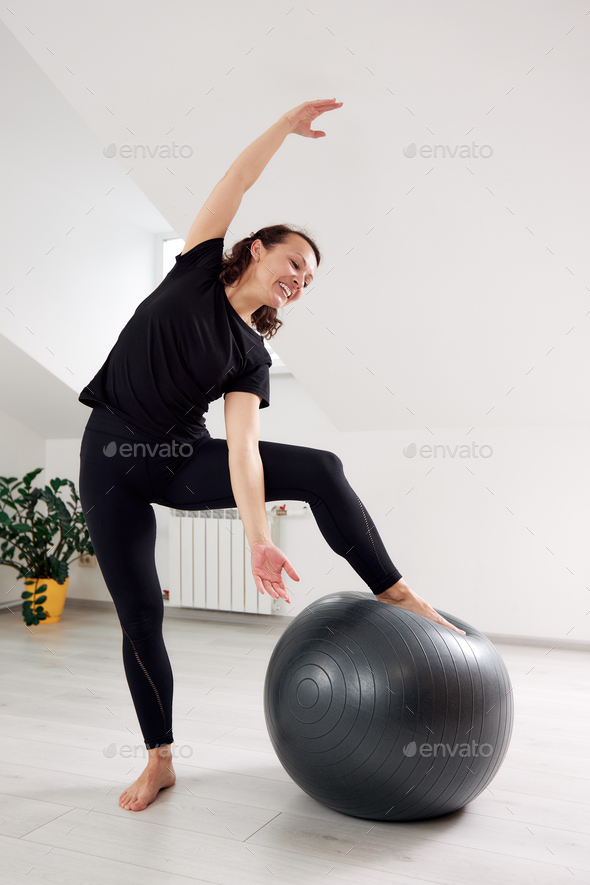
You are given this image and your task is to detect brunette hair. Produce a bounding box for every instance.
[219,224,321,340]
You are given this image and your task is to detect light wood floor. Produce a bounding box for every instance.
[0,602,589,884]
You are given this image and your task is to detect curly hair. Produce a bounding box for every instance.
[219,224,321,341]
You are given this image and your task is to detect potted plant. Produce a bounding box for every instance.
[0,468,94,625]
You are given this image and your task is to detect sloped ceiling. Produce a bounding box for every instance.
[1,0,589,430]
[0,329,88,438]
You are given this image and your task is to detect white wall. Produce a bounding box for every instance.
[0,407,46,609]
[42,437,170,605]
[199,376,590,642]
[0,21,172,398]
[3,373,587,642]
[1,5,588,644]
[0,425,169,608]
[0,19,173,605]
[3,2,590,431]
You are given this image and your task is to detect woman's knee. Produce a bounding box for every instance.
[119,599,164,642]
[259,441,344,498]
[310,447,344,474]
[295,448,345,494]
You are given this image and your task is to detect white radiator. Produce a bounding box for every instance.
[167,507,281,614]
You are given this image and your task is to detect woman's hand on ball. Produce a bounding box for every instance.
[377,581,466,635]
[284,98,343,138]
[250,542,300,603]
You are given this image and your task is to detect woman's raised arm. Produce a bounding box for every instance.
[227,97,343,191]
[181,99,343,253]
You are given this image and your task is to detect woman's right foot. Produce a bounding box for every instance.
[376,582,466,635]
[119,758,176,811]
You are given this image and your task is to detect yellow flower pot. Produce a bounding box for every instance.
[26,577,70,624]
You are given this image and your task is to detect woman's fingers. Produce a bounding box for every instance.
[273,585,289,601]
[255,575,291,602]
[433,611,465,634]
[286,99,343,128]
[278,583,291,603]
[251,546,298,600]
[269,577,290,601]
[261,575,284,597]
[310,98,343,107]
[262,581,275,597]
[283,560,300,581]
[312,102,343,115]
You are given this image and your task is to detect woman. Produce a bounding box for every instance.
[78,98,465,813]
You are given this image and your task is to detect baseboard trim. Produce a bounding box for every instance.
[166,605,292,628]
[57,597,292,627]
[54,597,590,651]
[60,597,115,611]
[477,632,590,651]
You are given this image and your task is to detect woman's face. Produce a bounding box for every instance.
[253,235,317,309]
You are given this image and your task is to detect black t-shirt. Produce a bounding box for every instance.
[78,237,272,443]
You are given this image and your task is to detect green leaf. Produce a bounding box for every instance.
[21,590,33,598]
[29,583,48,593]
[1,470,88,587]
[21,469,43,488]
[34,595,47,605]
[48,558,68,583]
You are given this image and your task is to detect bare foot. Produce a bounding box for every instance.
[119,758,176,811]
[376,581,466,635]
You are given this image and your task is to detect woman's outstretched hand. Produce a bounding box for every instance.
[250,542,300,603]
[284,98,343,138]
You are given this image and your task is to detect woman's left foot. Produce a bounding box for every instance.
[119,762,176,811]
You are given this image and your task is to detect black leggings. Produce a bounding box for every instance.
[78,403,403,749]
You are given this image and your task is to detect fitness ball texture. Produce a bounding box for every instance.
[264,591,514,821]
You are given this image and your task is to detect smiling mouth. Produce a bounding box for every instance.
[277,281,293,299]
